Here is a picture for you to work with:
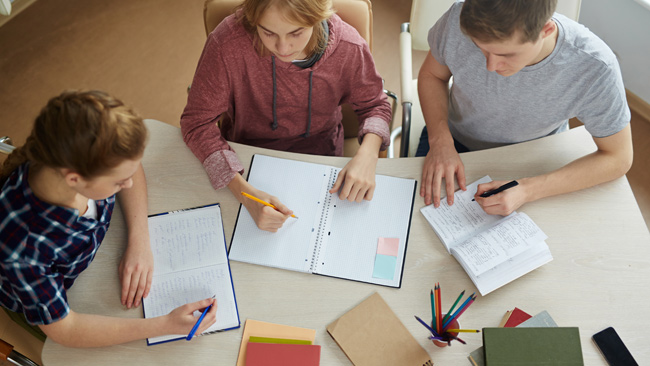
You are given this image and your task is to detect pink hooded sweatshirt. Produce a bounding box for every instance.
[180,11,392,190]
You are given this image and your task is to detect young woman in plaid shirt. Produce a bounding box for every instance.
[0,90,216,347]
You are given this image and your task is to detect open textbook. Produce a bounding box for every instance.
[421,176,552,295]
[143,204,240,345]
[229,155,417,288]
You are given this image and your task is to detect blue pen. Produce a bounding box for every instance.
[186,298,215,341]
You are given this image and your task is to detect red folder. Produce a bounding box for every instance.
[245,342,321,366]
[503,307,532,328]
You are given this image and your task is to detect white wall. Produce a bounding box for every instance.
[579,0,650,103]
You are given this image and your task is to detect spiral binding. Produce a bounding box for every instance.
[308,168,337,272]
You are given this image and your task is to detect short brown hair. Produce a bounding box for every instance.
[460,0,557,43]
[239,0,334,57]
[1,90,147,183]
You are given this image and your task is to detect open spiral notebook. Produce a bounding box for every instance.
[228,155,417,288]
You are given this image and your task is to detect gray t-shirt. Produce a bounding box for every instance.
[428,2,630,150]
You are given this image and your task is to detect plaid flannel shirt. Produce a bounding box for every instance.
[0,163,114,325]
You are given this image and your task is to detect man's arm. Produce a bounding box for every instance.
[116,163,153,308]
[475,124,633,215]
[418,52,467,207]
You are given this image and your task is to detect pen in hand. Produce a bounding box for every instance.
[186,296,216,341]
[241,191,298,218]
[472,180,519,201]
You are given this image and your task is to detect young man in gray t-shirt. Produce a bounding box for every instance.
[418,0,632,215]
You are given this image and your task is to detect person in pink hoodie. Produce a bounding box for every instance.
[181,0,392,232]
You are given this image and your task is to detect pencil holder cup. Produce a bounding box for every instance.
[432,314,460,348]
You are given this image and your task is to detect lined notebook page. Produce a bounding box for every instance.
[144,205,239,344]
[149,206,228,273]
[450,212,548,276]
[420,175,512,252]
[229,155,333,272]
[315,173,415,287]
[145,264,238,344]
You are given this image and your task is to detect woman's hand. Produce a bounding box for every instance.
[330,133,382,202]
[166,297,218,336]
[119,236,154,309]
[228,174,292,232]
[330,149,378,202]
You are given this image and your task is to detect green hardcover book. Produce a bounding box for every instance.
[248,336,312,345]
[483,327,584,366]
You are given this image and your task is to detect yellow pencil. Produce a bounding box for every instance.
[446,329,480,333]
[241,192,297,218]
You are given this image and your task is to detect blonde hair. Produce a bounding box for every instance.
[460,0,557,43]
[239,0,334,57]
[1,90,147,184]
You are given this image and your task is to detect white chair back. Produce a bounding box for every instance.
[410,0,456,51]
[556,0,581,21]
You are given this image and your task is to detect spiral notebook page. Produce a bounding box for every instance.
[313,173,415,286]
[229,155,417,288]
[229,156,334,272]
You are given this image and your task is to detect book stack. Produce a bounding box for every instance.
[236,319,320,366]
[468,308,584,366]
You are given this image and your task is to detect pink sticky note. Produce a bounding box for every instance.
[377,237,399,257]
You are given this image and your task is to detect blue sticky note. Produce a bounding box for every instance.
[372,254,397,280]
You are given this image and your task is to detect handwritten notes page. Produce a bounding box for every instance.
[451,213,548,276]
[143,204,240,345]
[420,176,510,252]
[420,176,553,295]
[228,155,417,288]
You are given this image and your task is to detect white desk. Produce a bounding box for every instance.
[42,120,650,365]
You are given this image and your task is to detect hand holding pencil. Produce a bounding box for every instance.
[240,190,296,232]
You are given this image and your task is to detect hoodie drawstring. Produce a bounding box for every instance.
[270,57,314,137]
[302,71,313,138]
[270,55,278,131]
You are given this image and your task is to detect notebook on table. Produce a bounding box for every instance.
[420,175,553,295]
[229,155,417,288]
[482,327,584,365]
[142,204,240,345]
[327,292,433,366]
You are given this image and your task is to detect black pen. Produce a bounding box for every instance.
[472,180,518,201]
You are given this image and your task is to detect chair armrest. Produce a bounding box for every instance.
[383,88,398,131]
[399,23,413,104]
